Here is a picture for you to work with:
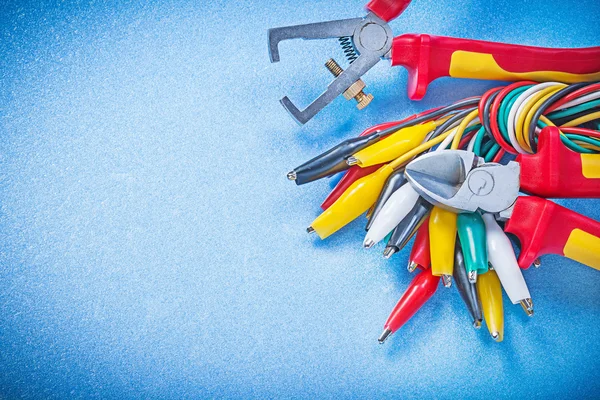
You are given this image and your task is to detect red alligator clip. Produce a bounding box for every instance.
[379,268,440,343]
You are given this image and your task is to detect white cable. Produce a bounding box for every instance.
[557,91,600,110]
[437,127,458,151]
[507,82,561,154]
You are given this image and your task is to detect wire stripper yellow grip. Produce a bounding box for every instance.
[476,270,504,343]
[428,207,457,287]
[349,121,437,167]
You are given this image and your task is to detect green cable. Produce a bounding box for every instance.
[495,86,599,154]
[565,134,600,150]
[498,86,533,142]
[473,126,486,156]
[556,135,590,153]
[547,99,600,120]
[498,89,520,140]
[465,124,481,134]
[484,143,501,162]
[432,124,480,152]
[536,120,592,153]
[561,136,594,153]
[481,139,495,155]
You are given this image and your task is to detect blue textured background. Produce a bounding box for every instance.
[1,0,599,398]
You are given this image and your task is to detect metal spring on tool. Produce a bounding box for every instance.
[338,37,358,64]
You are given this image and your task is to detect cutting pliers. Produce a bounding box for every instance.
[404,126,600,271]
[268,0,600,124]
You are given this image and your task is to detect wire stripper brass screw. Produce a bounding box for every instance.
[325,58,373,110]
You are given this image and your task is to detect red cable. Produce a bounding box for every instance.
[321,164,384,210]
[478,86,503,125]
[560,127,600,140]
[458,131,477,149]
[492,149,505,163]
[409,218,431,271]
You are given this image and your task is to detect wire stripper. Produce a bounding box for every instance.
[268,0,600,124]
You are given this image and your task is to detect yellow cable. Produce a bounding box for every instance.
[516,85,564,152]
[539,115,556,127]
[521,85,564,149]
[388,128,455,171]
[451,109,479,150]
[536,116,600,151]
[576,142,600,151]
[309,123,463,239]
[560,111,600,128]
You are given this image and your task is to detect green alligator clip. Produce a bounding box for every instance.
[457,212,488,283]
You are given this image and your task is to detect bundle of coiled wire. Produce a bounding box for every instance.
[480,81,600,155]
[288,81,600,240]
[287,81,600,343]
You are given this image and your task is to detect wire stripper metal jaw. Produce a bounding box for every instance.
[267,13,393,125]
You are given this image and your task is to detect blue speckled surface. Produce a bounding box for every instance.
[1,0,599,398]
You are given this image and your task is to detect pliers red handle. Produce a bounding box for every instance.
[268,0,600,124]
[503,128,600,270]
[366,0,412,22]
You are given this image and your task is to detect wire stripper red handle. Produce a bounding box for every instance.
[504,196,600,270]
[391,34,600,100]
[518,127,600,198]
[366,0,412,22]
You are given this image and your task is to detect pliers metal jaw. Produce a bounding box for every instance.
[268,13,393,124]
[404,150,520,214]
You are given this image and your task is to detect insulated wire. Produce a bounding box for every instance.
[508,82,566,153]
[525,82,590,151]
[451,109,480,149]
[547,99,600,119]
[489,82,534,154]
[389,127,460,170]
[547,83,600,112]
[372,98,480,140]
[521,85,566,149]
[560,111,600,128]
[558,91,600,110]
